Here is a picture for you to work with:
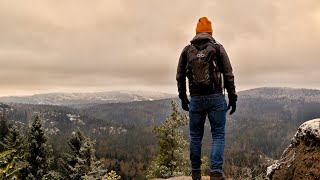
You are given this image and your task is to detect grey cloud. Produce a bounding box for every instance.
[0,0,320,96]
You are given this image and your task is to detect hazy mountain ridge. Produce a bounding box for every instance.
[239,87,320,102]
[1,87,319,107]
[0,90,176,107]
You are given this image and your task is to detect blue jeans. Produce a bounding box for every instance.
[189,93,227,173]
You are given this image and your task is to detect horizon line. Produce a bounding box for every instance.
[0,86,319,98]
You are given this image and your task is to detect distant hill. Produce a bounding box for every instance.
[0,90,176,108]
[1,87,319,107]
[239,87,320,103]
[236,87,320,125]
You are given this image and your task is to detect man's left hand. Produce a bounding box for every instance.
[228,101,236,115]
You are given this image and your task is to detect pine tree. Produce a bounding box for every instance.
[0,149,20,180]
[1,125,26,155]
[42,170,64,180]
[60,128,106,179]
[101,170,121,180]
[0,124,27,179]
[22,115,53,180]
[0,113,10,151]
[147,100,189,179]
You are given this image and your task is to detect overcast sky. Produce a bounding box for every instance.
[1,0,320,96]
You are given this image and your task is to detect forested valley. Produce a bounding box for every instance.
[1,87,320,179]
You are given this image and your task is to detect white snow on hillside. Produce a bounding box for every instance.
[66,113,85,125]
[92,126,127,135]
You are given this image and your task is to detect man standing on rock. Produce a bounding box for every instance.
[176,17,237,180]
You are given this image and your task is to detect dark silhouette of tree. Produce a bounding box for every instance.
[1,125,26,155]
[0,113,10,151]
[60,128,106,179]
[22,115,53,179]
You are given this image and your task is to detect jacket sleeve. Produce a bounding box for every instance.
[218,44,237,101]
[176,46,189,100]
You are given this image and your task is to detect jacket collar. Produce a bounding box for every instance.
[190,33,215,44]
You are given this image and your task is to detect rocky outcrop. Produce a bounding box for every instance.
[267,119,320,180]
[151,176,210,180]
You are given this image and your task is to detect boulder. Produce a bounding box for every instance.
[151,176,210,180]
[267,119,320,180]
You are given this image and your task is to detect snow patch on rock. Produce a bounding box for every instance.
[266,161,280,176]
[293,118,320,140]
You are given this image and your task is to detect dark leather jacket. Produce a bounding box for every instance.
[176,33,237,101]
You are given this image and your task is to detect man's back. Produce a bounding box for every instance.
[176,17,237,180]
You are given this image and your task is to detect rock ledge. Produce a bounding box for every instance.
[267,119,320,180]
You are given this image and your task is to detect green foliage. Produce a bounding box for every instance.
[22,115,53,179]
[102,170,121,180]
[42,171,64,180]
[82,170,121,180]
[0,114,10,150]
[0,149,21,180]
[1,125,26,157]
[0,125,27,180]
[60,128,106,179]
[201,156,209,176]
[147,100,189,179]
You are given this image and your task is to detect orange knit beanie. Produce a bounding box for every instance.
[196,17,213,34]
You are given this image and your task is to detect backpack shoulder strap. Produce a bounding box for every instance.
[211,40,225,94]
[209,40,221,57]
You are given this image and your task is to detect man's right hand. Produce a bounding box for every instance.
[179,93,190,111]
[181,99,190,111]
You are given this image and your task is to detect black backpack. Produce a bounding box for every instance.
[186,41,221,88]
